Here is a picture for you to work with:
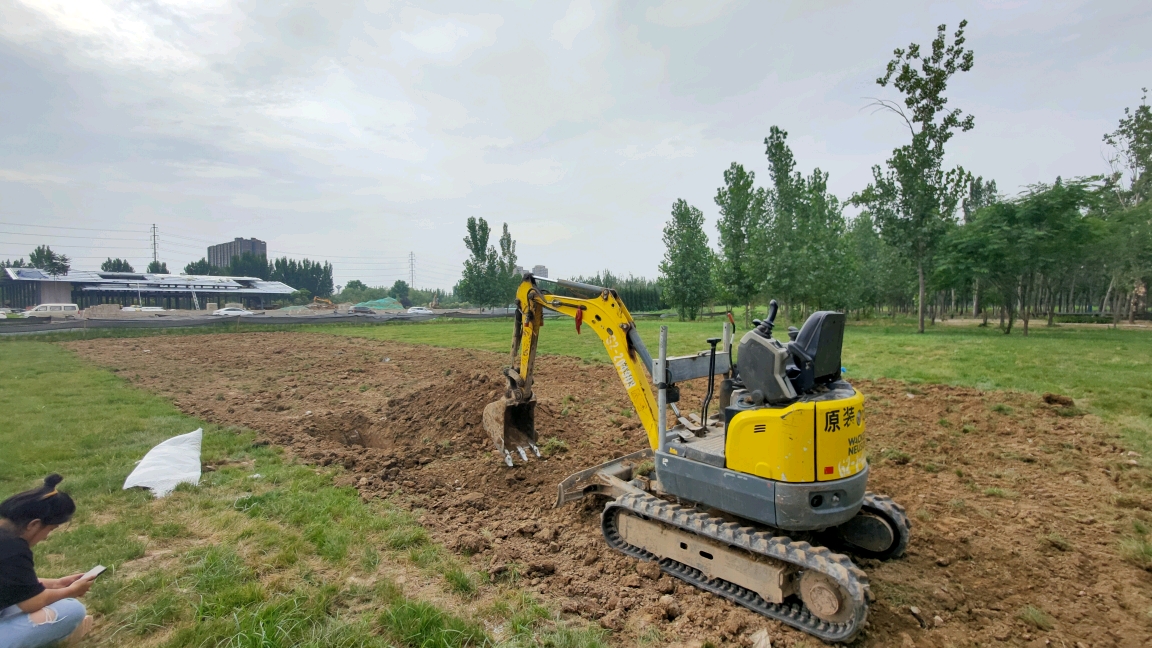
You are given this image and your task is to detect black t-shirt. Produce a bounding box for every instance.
[0,536,44,610]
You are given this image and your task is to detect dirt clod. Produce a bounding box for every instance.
[1043,392,1075,407]
[658,594,681,620]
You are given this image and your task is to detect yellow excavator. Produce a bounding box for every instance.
[483,275,910,643]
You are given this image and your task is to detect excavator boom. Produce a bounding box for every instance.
[484,275,660,464]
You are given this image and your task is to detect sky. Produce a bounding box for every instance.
[1,0,1149,290]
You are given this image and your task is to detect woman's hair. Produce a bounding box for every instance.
[0,474,76,531]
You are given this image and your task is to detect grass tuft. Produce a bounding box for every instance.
[379,599,488,648]
[1017,604,1054,630]
[541,436,569,456]
[1043,533,1072,552]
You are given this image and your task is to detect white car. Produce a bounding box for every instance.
[22,304,80,318]
[212,307,255,316]
[407,306,433,315]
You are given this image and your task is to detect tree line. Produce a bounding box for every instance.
[657,21,1151,333]
[182,253,335,298]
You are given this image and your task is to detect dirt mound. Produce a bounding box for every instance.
[68,333,1152,647]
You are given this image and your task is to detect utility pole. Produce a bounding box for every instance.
[150,224,159,264]
[409,251,415,287]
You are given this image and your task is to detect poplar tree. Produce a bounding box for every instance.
[659,199,713,320]
[714,162,766,325]
[851,21,976,333]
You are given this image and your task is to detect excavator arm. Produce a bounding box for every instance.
[483,275,660,465]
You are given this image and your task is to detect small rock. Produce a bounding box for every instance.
[992,625,1011,641]
[935,556,951,567]
[620,574,642,588]
[561,599,579,614]
[533,526,557,542]
[1127,459,1140,465]
[933,615,944,627]
[656,576,676,593]
[749,628,772,648]
[1128,451,1141,457]
[658,594,681,620]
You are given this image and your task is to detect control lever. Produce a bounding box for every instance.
[700,337,722,429]
[754,300,779,338]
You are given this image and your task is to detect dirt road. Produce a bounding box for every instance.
[68,333,1152,647]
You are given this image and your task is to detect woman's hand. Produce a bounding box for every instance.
[40,573,86,589]
[65,575,94,598]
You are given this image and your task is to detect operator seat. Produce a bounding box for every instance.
[786,311,846,394]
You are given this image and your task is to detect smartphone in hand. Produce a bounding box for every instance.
[81,565,106,581]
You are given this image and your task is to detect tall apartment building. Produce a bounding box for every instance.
[531,264,548,278]
[208,237,267,268]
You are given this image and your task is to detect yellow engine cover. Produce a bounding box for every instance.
[725,390,866,484]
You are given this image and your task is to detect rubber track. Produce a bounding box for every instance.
[861,491,912,559]
[602,491,872,644]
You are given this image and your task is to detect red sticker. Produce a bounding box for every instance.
[823,466,834,475]
[575,308,583,334]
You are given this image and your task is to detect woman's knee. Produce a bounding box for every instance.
[42,598,86,631]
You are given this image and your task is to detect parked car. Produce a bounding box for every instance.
[349,305,376,315]
[407,306,433,315]
[22,304,80,319]
[212,307,254,316]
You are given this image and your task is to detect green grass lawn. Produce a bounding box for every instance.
[0,340,605,647]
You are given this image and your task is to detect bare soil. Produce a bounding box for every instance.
[68,333,1152,647]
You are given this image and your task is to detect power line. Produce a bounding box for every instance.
[0,221,148,234]
[0,231,148,242]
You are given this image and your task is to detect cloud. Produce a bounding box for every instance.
[515,221,573,246]
[644,0,741,27]
[399,22,476,55]
[552,0,596,49]
[0,167,72,185]
[3,0,199,70]
[0,0,1147,287]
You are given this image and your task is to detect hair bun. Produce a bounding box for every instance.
[43,474,64,489]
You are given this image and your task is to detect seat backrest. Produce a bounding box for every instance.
[790,311,845,389]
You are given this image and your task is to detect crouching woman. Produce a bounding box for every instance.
[0,475,93,648]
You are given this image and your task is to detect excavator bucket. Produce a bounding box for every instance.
[483,397,540,466]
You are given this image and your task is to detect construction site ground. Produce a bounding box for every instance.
[68,332,1152,648]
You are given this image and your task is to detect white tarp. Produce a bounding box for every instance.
[123,428,203,498]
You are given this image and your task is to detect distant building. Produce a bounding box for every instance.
[208,237,266,268]
[532,265,548,278]
[514,265,526,276]
[1,267,293,310]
